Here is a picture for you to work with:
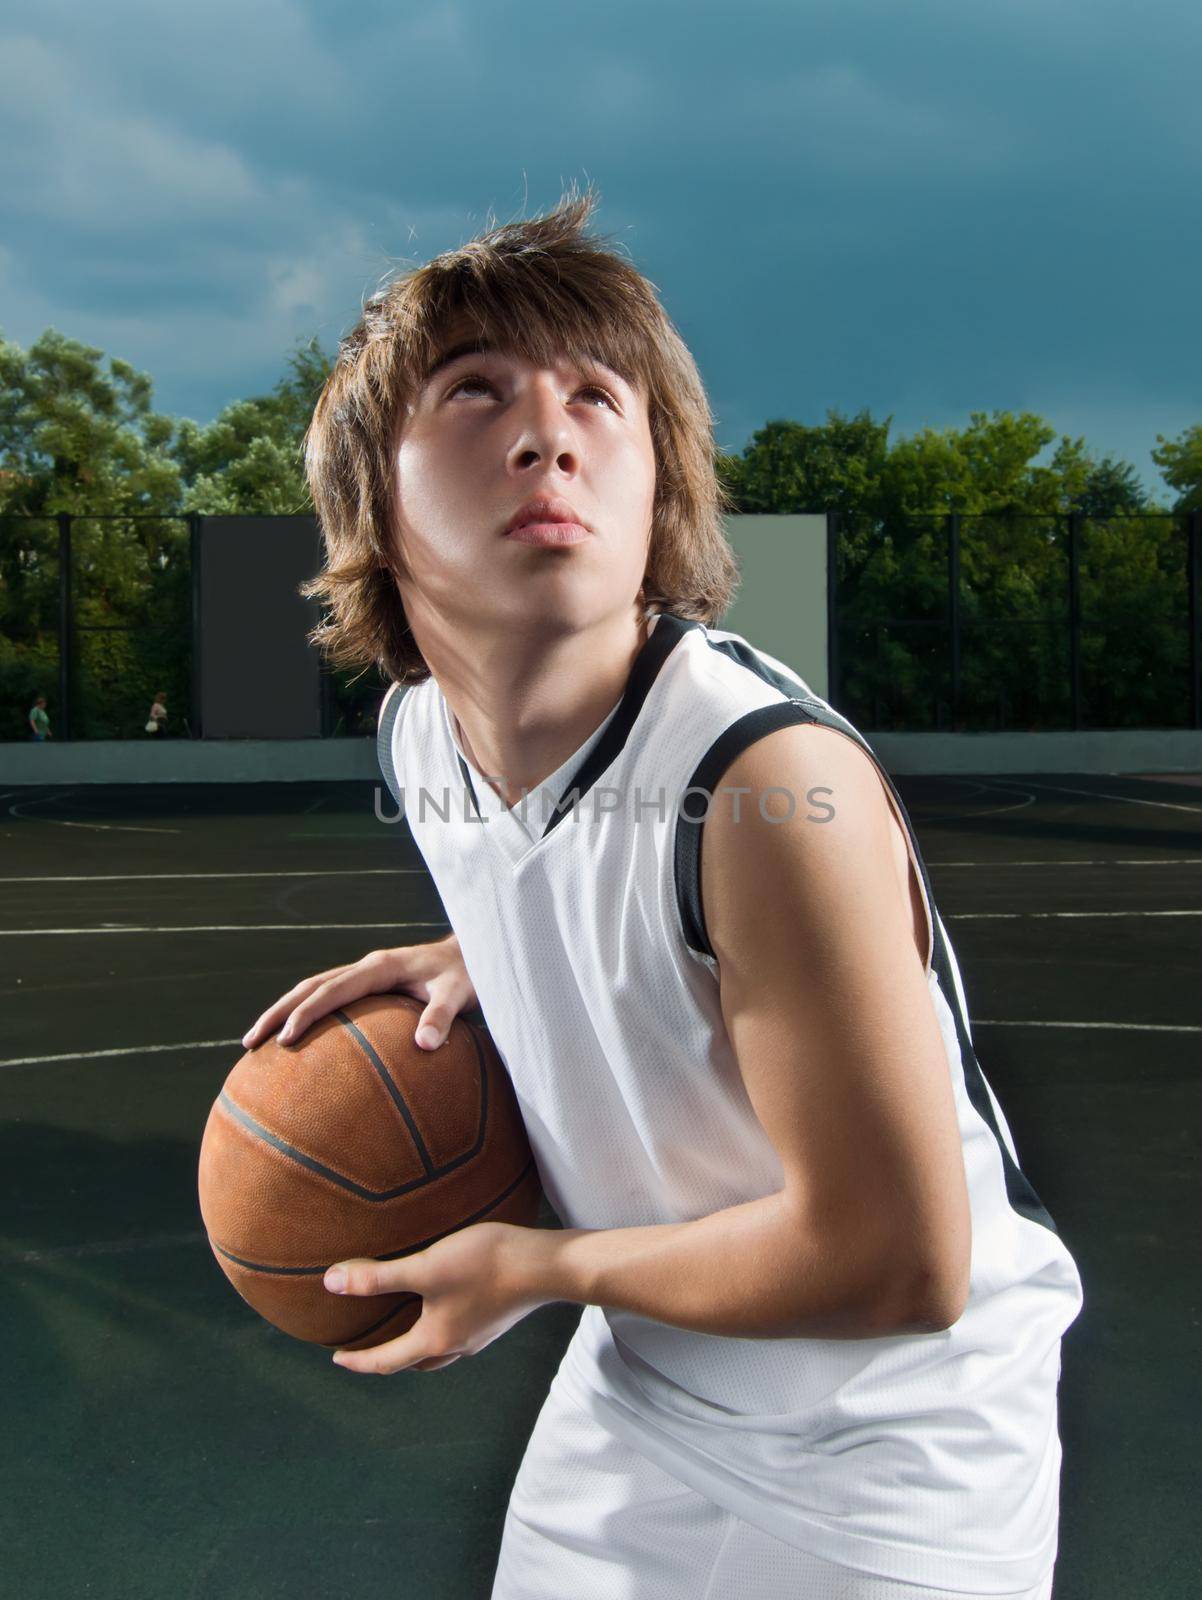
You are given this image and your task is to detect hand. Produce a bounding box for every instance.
[324,1222,548,1374]
[241,933,478,1053]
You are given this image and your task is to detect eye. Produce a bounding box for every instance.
[446,372,619,410]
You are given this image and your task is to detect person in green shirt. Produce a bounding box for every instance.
[28,695,51,740]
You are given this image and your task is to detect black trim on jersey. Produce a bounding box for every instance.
[675,661,1061,1239]
[448,612,699,834]
[376,681,406,809]
[457,750,483,820]
[696,635,813,701]
[543,612,698,837]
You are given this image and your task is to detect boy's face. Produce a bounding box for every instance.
[391,333,657,639]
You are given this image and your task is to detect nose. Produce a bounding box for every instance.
[506,375,580,477]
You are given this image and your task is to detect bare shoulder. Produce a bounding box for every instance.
[699,721,922,976]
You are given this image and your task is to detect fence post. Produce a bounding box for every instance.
[57,511,72,741]
[948,512,961,731]
[1068,511,1082,731]
[190,513,203,739]
[826,510,840,708]
[1189,509,1200,730]
[319,656,335,738]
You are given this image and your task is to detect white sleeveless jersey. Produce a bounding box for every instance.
[377,611,1085,1594]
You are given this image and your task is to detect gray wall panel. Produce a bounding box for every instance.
[199,516,324,738]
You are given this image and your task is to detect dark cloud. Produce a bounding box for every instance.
[1,0,1195,498]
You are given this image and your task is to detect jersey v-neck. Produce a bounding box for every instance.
[443,689,622,864]
[439,611,680,869]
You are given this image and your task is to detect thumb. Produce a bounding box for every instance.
[414,1002,454,1050]
[324,1257,401,1296]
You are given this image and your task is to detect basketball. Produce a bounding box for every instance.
[197,992,543,1351]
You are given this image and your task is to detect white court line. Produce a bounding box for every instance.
[0,921,448,937]
[3,1231,210,1264]
[6,798,181,834]
[927,858,1202,867]
[4,1232,209,1263]
[0,868,427,883]
[1,862,1195,882]
[4,1015,1198,1071]
[974,1019,1202,1032]
[950,909,1202,920]
[975,776,1202,816]
[2,862,1195,880]
[0,1037,246,1068]
[4,910,1201,937]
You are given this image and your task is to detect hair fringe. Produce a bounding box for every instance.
[300,181,741,687]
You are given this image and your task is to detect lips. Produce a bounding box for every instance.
[503,494,589,536]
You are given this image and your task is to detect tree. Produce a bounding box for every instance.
[1150,423,1202,515]
[0,327,181,517]
[173,336,334,514]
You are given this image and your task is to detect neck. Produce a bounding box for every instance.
[412,602,653,809]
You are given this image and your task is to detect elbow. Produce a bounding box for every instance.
[897,1261,971,1334]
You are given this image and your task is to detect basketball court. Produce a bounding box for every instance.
[0,769,1198,1597]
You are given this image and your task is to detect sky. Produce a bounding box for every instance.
[1,0,1198,504]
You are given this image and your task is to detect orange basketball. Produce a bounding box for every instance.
[197,992,543,1351]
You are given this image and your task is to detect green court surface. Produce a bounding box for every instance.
[1,772,1198,1598]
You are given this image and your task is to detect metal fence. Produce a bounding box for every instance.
[0,512,382,742]
[2,508,1199,739]
[827,509,1202,732]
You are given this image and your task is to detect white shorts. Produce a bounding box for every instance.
[490,1368,1056,1600]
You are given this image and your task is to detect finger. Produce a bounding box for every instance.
[332,1326,446,1375]
[276,966,382,1045]
[242,968,350,1047]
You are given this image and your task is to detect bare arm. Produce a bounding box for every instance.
[521,723,971,1339]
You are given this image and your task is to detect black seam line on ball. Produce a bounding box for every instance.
[328,1293,423,1346]
[210,1156,539,1278]
[214,1019,490,1201]
[336,1006,492,1176]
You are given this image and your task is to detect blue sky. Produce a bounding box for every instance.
[1,0,1197,503]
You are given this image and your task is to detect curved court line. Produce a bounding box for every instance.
[919,777,1039,821]
[974,776,1202,816]
[7,817,183,833]
[6,794,181,832]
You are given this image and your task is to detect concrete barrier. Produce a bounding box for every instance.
[3,726,1199,784]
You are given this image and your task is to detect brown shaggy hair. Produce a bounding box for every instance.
[298,182,741,686]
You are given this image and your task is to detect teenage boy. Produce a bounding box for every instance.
[246,189,1082,1600]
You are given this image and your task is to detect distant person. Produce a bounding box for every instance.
[145,691,168,736]
[28,695,51,741]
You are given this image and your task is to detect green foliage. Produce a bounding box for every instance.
[1,324,1198,737]
[0,327,183,517]
[0,330,334,738]
[174,336,333,514]
[726,405,1194,730]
